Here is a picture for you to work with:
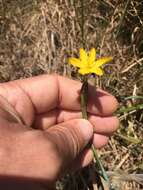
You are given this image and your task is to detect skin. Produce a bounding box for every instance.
[0,74,119,189]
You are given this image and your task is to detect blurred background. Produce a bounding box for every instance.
[0,0,143,189]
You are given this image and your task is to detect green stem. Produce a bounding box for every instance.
[80,79,88,119]
[91,145,109,182]
[116,104,143,114]
[80,79,109,183]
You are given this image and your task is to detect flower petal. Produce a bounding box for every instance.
[88,48,96,66]
[95,57,113,67]
[78,68,91,75]
[68,58,82,68]
[80,48,88,66]
[91,67,104,76]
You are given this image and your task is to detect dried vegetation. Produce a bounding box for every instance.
[0,0,143,189]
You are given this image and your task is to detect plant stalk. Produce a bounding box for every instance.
[80,79,109,183]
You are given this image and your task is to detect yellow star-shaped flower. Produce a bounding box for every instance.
[69,48,112,76]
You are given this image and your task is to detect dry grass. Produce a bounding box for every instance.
[0,0,143,189]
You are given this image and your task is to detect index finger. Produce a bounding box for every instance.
[0,75,118,116]
[16,75,118,115]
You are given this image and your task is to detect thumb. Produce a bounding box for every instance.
[46,119,93,179]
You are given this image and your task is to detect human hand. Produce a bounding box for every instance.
[0,75,119,189]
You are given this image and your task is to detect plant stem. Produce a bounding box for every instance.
[80,79,109,183]
[80,78,88,119]
[91,145,109,182]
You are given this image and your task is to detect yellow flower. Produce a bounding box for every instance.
[69,48,113,75]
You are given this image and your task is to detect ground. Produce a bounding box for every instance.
[0,0,143,189]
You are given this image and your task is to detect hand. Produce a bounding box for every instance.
[0,75,119,189]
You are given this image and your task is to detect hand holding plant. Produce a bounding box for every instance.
[69,48,115,187]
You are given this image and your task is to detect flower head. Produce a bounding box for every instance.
[69,48,112,76]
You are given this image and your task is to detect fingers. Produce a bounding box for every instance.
[34,109,119,136]
[57,76,118,116]
[46,118,109,176]
[87,84,118,116]
[68,134,109,172]
[0,75,118,116]
[44,119,93,179]
[67,134,109,172]
[89,115,119,135]
[92,134,109,148]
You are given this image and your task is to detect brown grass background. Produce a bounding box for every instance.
[0,0,143,189]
